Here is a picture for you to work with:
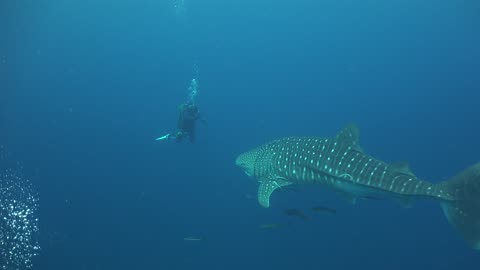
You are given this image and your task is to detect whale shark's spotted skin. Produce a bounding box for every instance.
[236,124,480,250]
[236,125,455,208]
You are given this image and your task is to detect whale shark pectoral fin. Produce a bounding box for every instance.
[258,178,292,208]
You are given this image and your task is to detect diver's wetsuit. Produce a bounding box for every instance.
[173,103,200,143]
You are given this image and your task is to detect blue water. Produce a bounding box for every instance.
[1,0,479,269]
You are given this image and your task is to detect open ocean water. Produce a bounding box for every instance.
[1,0,479,269]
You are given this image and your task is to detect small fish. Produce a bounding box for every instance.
[259,223,284,230]
[283,208,309,220]
[183,236,203,241]
[311,206,337,214]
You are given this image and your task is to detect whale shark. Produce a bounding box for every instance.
[235,124,480,250]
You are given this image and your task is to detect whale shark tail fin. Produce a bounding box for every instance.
[441,162,480,250]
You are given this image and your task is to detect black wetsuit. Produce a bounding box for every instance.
[174,103,200,143]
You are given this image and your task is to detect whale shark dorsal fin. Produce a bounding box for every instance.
[390,161,415,176]
[336,124,362,152]
[258,178,292,208]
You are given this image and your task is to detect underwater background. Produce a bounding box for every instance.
[1,0,480,269]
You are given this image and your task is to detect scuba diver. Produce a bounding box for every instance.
[156,77,206,143]
[156,102,206,143]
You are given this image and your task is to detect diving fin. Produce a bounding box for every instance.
[155,134,170,141]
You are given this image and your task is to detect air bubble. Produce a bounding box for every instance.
[1,149,40,269]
